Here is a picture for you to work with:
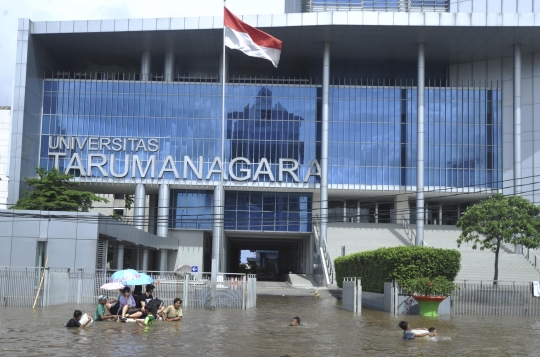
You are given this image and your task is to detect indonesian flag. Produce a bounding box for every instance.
[224,7,282,68]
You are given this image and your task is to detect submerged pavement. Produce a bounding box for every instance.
[256,281,335,297]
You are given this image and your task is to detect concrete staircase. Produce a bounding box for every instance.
[423,226,540,282]
[327,223,410,262]
[326,223,540,283]
[286,274,318,288]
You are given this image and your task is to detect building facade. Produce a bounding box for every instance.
[7,2,540,274]
[0,107,10,209]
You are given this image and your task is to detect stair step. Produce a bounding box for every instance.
[327,224,540,283]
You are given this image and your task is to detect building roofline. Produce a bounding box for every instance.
[22,12,540,35]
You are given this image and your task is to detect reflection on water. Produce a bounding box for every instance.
[1,295,540,356]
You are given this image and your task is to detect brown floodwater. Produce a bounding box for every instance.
[1,294,540,357]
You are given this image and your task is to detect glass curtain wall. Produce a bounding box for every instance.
[328,82,502,190]
[41,80,319,184]
[224,191,312,232]
[170,190,214,229]
[41,78,501,191]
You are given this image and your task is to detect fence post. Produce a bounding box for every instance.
[42,268,50,307]
[392,279,399,314]
[357,278,362,315]
[242,274,246,310]
[183,274,189,310]
[246,274,256,308]
[76,269,82,305]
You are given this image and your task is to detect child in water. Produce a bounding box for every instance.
[399,321,430,340]
[66,310,92,328]
[290,317,300,326]
[136,315,155,327]
[428,327,438,337]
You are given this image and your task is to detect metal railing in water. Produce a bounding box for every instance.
[396,279,540,317]
[0,267,43,307]
[0,267,256,309]
[451,280,540,317]
[313,214,334,285]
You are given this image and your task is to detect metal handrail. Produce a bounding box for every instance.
[524,247,540,273]
[313,214,333,285]
[400,215,416,245]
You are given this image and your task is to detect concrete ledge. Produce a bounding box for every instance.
[286,273,318,288]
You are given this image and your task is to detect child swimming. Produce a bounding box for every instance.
[399,321,430,340]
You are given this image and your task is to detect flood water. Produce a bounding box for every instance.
[2,294,540,356]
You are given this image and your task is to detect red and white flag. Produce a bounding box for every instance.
[224,7,282,68]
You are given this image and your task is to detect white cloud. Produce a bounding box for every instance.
[0,0,285,105]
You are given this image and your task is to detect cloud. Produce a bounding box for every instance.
[0,0,285,105]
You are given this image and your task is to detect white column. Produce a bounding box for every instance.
[375,202,379,224]
[394,194,409,224]
[212,185,224,271]
[164,51,175,82]
[320,41,330,248]
[116,245,124,270]
[438,203,443,226]
[416,43,425,246]
[157,184,170,237]
[159,249,168,271]
[514,44,522,195]
[141,51,151,81]
[141,249,149,272]
[134,184,146,230]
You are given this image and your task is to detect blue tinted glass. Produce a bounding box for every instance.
[170,190,213,229]
[327,85,502,189]
[224,191,312,232]
[40,79,500,190]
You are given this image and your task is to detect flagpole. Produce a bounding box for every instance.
[211,0,227,311]
[221,1,226,174]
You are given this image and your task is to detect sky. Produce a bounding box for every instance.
[0,0,285,105]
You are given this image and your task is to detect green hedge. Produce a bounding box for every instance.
[334,246,461,292]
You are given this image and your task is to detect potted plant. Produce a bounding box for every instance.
[400,276,458,317]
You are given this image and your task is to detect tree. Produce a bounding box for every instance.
[11,167,108,212]
[456,194,540,284]
[111,194,134,221]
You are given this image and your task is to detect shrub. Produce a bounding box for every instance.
[400,276,458,297]
[334,246,461,292]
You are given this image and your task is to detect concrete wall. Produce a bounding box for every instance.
[450,0,540,13]
[0,107,10,209]
[9,19,61,204]
[362,291,386,311]
[360,283,451,315]
[449,53,540,202]
[0,210,99,269]
[169,229,205,271]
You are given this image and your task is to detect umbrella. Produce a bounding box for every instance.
[110,269,153,285]
[100,282,125,290]
[126,273,153,285]
[110,269,141,284]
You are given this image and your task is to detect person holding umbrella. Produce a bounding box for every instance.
[99,281,126,316]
